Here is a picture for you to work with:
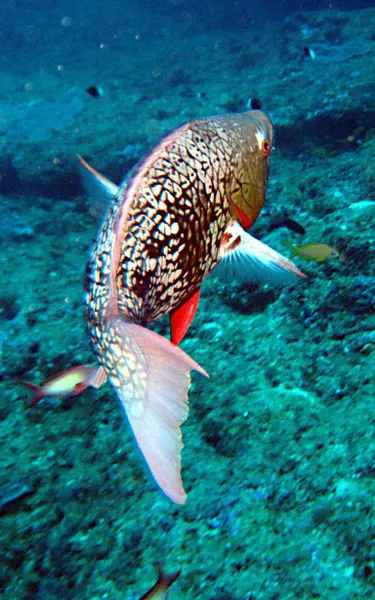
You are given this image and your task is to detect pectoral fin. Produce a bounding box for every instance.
[87,365,108,388]
[216,221,306,285]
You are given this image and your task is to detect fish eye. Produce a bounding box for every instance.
[261,138,271,157]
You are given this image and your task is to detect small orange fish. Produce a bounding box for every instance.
[139,567,181,600]
[21,365,104,408]
[283,241,340,262]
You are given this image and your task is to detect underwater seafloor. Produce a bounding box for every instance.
[1,4,375,599]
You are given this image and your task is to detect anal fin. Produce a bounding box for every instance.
[170,290,200,345]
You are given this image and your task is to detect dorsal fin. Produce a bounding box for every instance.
[77,154,119,218]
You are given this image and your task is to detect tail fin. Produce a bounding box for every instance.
[282,240,298,258]
[21,381,44,408]
[105,318,208,504]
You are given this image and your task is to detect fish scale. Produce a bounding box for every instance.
[125,135,224,315]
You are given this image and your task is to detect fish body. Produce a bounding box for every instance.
[85,110,273,331]
[284,241,339,262]
[86,85,103,98]
[269,216,305,235]
[139,567,181,600]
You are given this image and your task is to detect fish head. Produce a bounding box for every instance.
[329,247,340,259]
[311,244,340,261]
[228,110,273,229]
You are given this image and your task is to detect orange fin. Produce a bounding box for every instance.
[170,290,200,345]
[107,318,208,503]
[156,566,181,592]
[140,565,181,599]
[230,201,252,230]
[71,382,86,396]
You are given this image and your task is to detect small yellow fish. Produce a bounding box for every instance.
[283,241,340,262]
[139,566,181,600]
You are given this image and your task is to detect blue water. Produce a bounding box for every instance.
[1,1,375,598]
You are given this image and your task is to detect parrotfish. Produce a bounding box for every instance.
[139,566,181,600]
[26,110,305,503]
[283,241,340,262]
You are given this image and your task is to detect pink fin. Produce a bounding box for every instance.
[170,290,200,345]
[217,221,306,285]
[108,318,208,504]
[87,365,107,389]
